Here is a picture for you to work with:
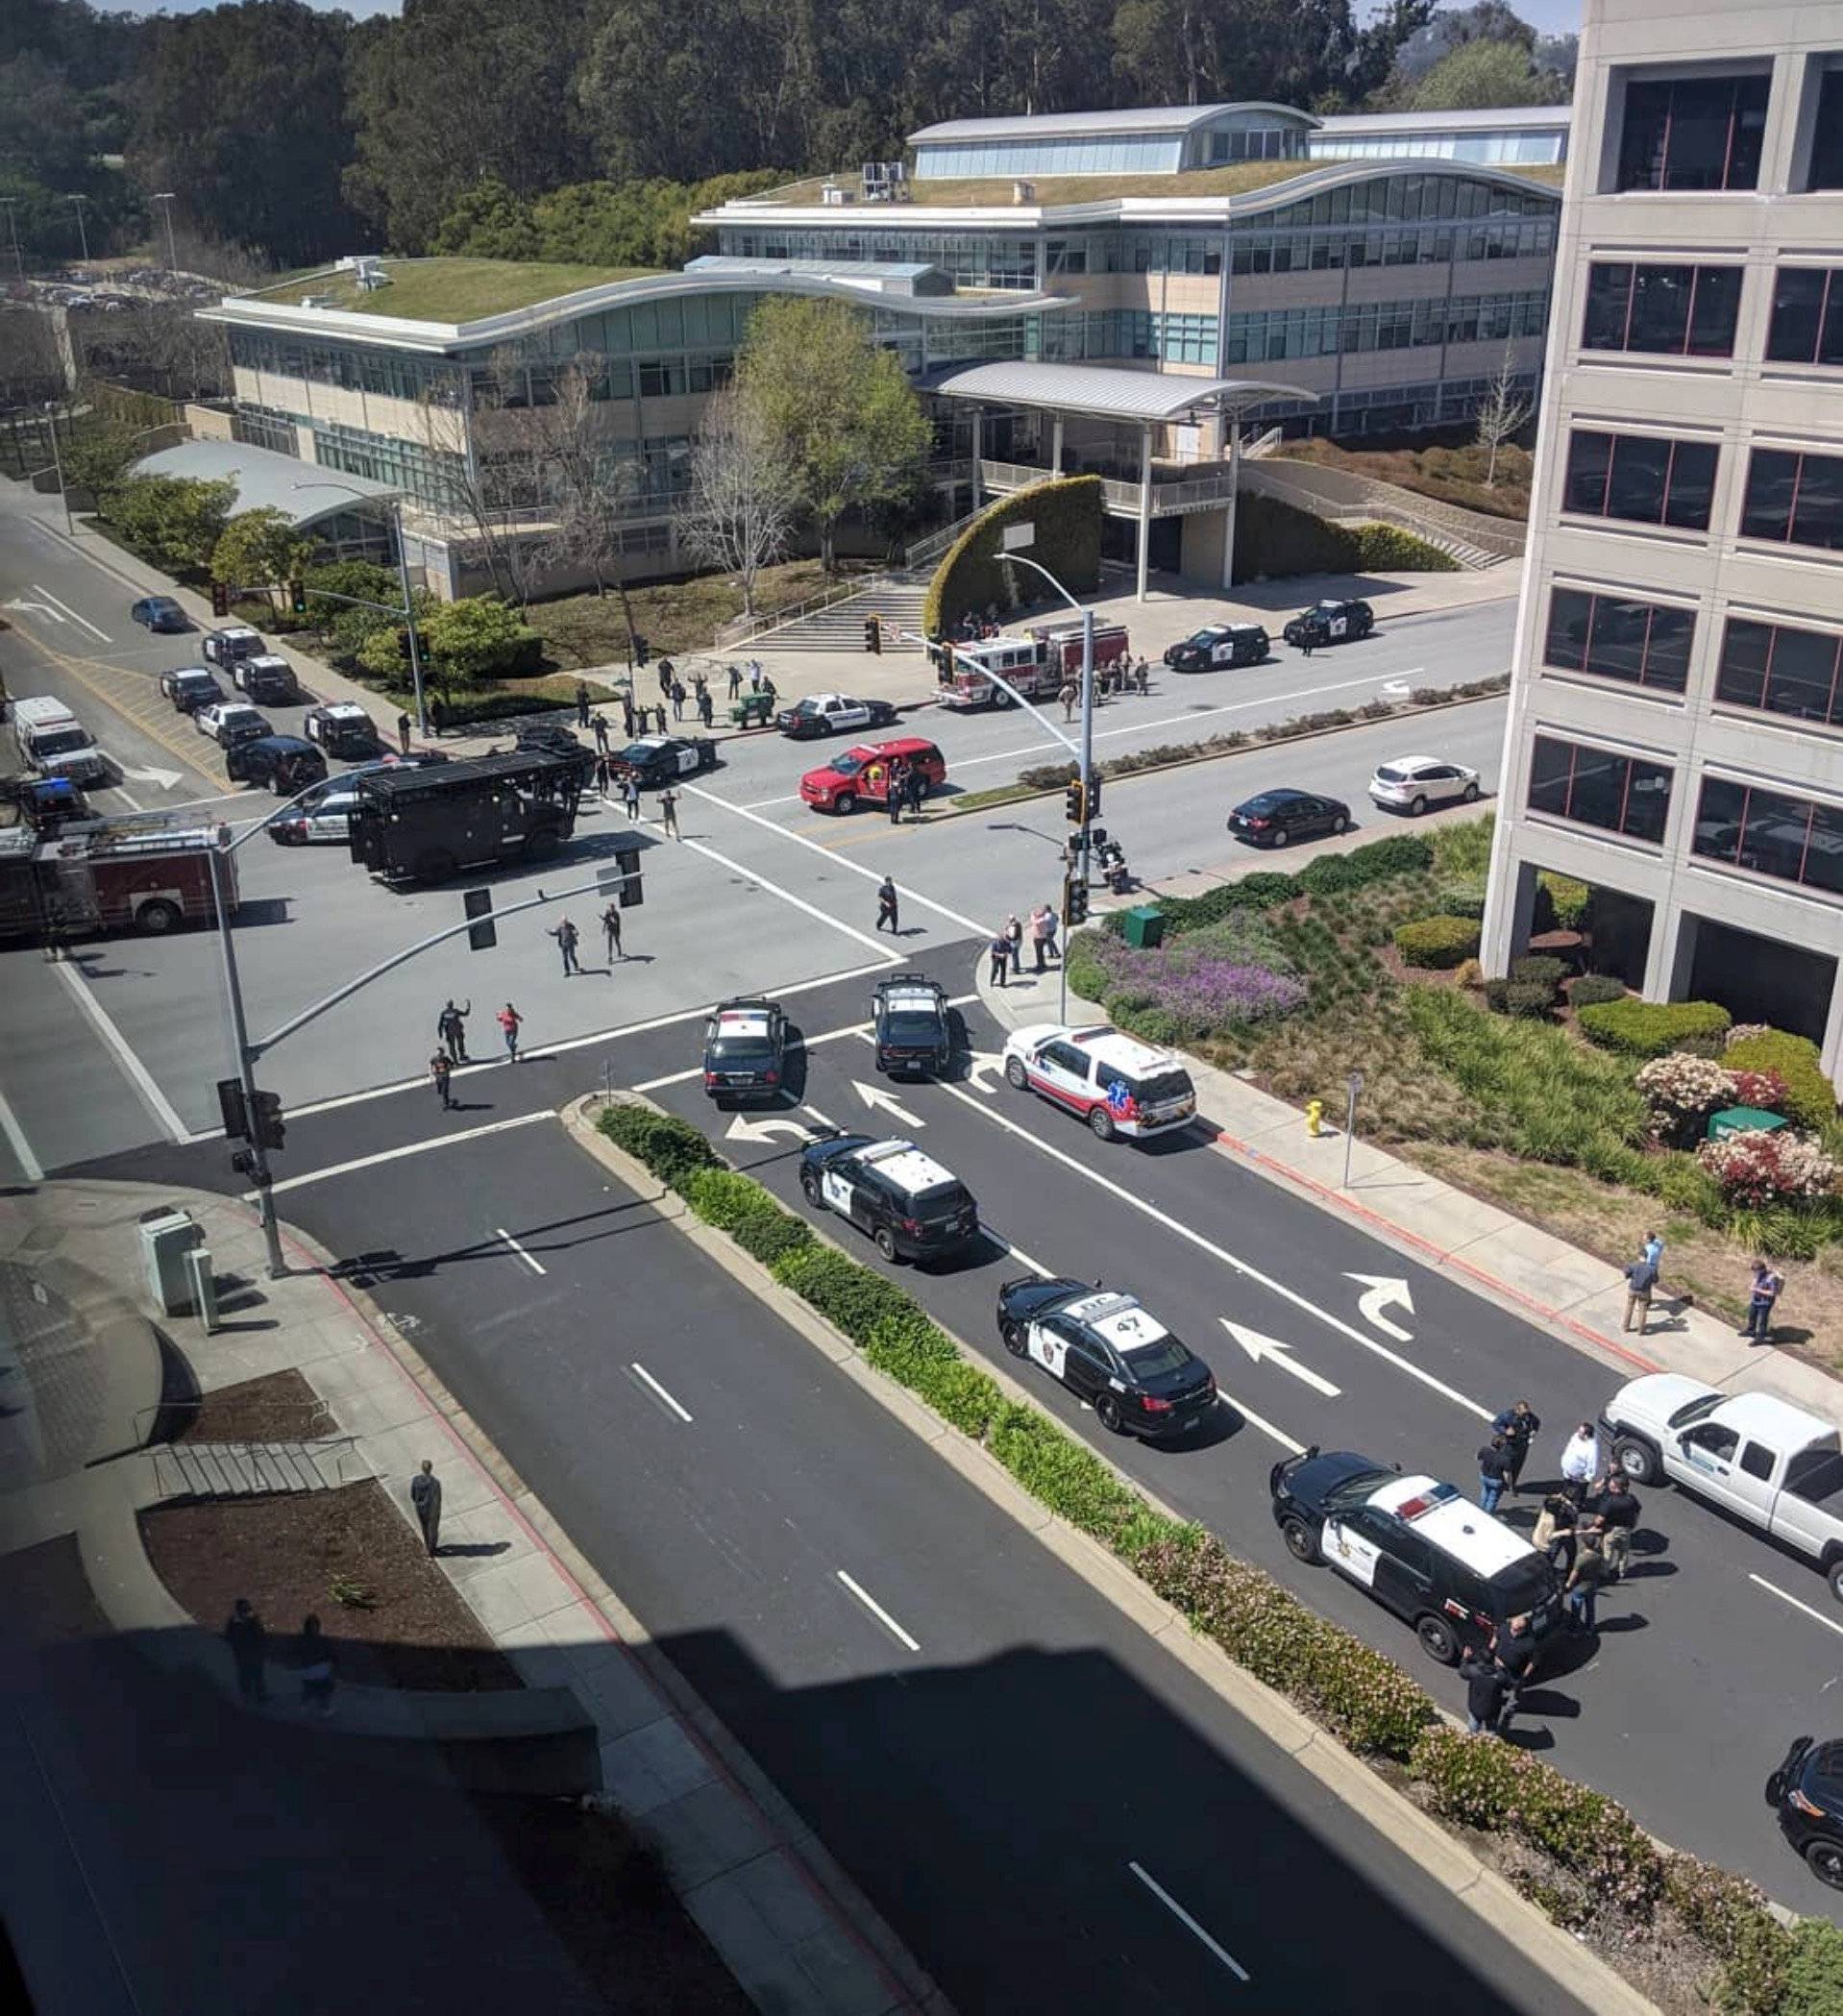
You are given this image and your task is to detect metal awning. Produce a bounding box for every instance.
[131,440,399,526]
[925,361,1309,424]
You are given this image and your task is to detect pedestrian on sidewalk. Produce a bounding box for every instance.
[1564,1534,1612,1632]
[1030,902,1055,972]
[1622,1247,1658,1334]
[1477,1434,1511,1514]
[1059,680,1076,725]
[749,660,763,694]
[602,900,623,965]
[550,917,581,975]
[1489,1612,1537,1734]
[575,680,591,729]
[1003,912,1023,975]
[430,1051,455,1109]
[624,774,641,823]
[430,695,447,737]
[727,663,743,701]
[904,764,925,821]
[225,1597,268,1703]
[1559,1421,1598,1504]
[396,710,410,755]
[409,1459,443,1557]
[593,711,610,754]
[988,929,1010,987]
[760,675,776,706]
[1460,1647,1505,1735]
[498,1001,523,1063]
[697,686,714,728]
[875,874,899,933]
[298,1614,337,1716]
[659,788,680,840]
[1490,1399,1540,1495]
[1040,900,1059,966]
[1743,1258,1784,1340]
[438,998,471,1063]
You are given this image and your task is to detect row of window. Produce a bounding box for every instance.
[725,228,1041,288]
[1229,218,1554,275]
[1581,260,1843,366]
[1221,290,1546,364]
[1264,178,1556,232]
[1562,430,1843,553]
[1612,65,1842,195]
[1044,232,1223,276]
[1527,735,1843,898]
[1309,134,1564,166]
[914,135,1182,180]
[310,423,467,511]
[1207,129,1307,162]
[1040,310,1220,366]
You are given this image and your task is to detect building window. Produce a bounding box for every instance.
[1544,587,1694,692]
[1614,73,1769,192]
[1765,268,1843,366]
[1563,429,1718,530]
[1716,617,1843,727]
[1807,65,1843,189]
[1741,449,1843,550]
[1693,778,1843,895]
[1527,736,1673,842]
[1581,261,1741,356]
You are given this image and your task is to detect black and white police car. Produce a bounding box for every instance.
[1282,598,1373,651]
[995,1277,1217,1439]
[1163,623,1270,673]
[775,693,898,740]
[798,1136,979,1263]
[1269,1449,1561,1664]
[610,734,718,787]
[701,998,787,1104]
[202,624,266,668]
[871,973,953,1078]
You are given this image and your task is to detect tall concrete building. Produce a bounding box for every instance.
[1484,0,1843,1075]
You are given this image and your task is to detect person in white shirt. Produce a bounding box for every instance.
[1560,1422,1599,1504]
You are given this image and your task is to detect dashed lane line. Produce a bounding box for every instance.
[0,1086,44,1184]
[52,959,189,1144]
[494,1225,549,1276]
[835,1569,922,1653]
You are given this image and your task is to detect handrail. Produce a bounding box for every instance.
[716,574,896,650]
[899,507,985,573]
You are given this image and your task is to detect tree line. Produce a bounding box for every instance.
[2,0,1573,277]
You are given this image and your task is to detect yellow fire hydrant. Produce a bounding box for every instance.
[1306,1098,1325,1138]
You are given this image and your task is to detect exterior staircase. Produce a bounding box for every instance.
[149,1438,366,1499]
[1240,457,1525,572]
[748,577,930,653]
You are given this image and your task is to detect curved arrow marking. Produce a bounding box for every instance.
[724,1112,815,1145]
[965,1049,1006,1095]
[854,1079,922,1129]
[1347,1273,1414,1342]
[1220,1318,1341,1397]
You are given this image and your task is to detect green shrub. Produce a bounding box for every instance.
[1297,851,1367,895]
[1664,1858,1793,2014]
[1505,980,1557,1019]
[1351,523,1461,573]
[1064,944,1109,1001]
[987,1404,1145,1547]
[922,477,1103,634]
[925,1357,1006,1439]
[1435,877,1487,920]
[596,1103,721,1188]
[1568,973,1627,1008]
[1344,833,1436,879]
[1725,1030,1839,1131]
[681,1168,815,1265]
[771,1242,914,1343]
[1578,998,1732,1058]
[861,1309,960,1383]
[1537,872,1592,931]
[1431,812,1494,878]
[1393,916,1481,968]
[1783,1918,1843,2016]
[1510,954,1566,990]
[1113,1001,1182,1045]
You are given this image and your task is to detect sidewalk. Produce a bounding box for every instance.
[0,1178,935,2016]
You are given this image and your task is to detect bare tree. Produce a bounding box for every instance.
[415,352,553,609]
[1474,343,1532,488]
[676,388,798,617]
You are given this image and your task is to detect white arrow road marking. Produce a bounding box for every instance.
[114,762,184,791]
[33,582,111,642]
[965,1049,1006,1094]
[853,1079,923,1128]
[1128,1863,1250,1982]
[1380,679,1411,697]
[3,597,61,622]
[1219,1318,1341,1398]
[1347,1273,1415,1342]
[724,1112,817,1144]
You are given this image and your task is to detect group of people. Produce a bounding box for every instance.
[223,1598,338,1716]
[879,757,928,824]
[428,996,533,1102]
[1621,1230,1785,1342]
[988,905,1060,985]
[1056,658,1152,721]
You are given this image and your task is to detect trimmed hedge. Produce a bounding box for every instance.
[1352,522,1462,573]
[1435,877,1487,920]
[1143,837,1434,941]
[1394,916,1481,969]
[1567,974,1627,1009]
[1725,1030,1839,1132]
[1537,871,1591,932]
[1578,998,1732,1058]
[680,1167,815,1265]
[1231,493,1458,579]
[922,477,1102,636]
[596,1102,722,1185]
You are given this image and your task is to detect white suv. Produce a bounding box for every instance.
[1001,1023,1197,1142]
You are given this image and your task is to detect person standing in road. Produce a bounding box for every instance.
[594,751,612,799]
[1490,1399,1540,1496]
[225,1597,268,1704]
[988,929,1010,988]
[904,763,925,821]
[1531,1493,1578,1576]
[624,774,642,823]
[658,656,676,696]
[1743,1257,1784,1340]
[396,710,411,755]
[1622,1246,1659,1334]
[298,1614,337,1717]
[1134,656,1150,696]
[621,692,636,740]
[1459,1647,1505,1736]
[1490,1613,1538,1734]
[697,686,714,729]
[1559,1421,1598,1503]
[875,875,899,934]
[885,760,904,826]
[550,917,581,975]
[498,1001,523,1063]
[593,711,610,754]
[430,1051,455,1110]
[1059,680,1076,724]
[602,900,623,965]
[671,677,686,722]
[409,1459,443,1557]
[438,998,470,1063]
[659,787,680,840]
[749,660,763,694]
[727,663,743,701]
[1580,1473,1639,1579]
[1003,912,1023,976]
[653,702,669,735]
[1477,1434,1511,1514]
[575,680,591,729]
[1564,1533,1612,1632]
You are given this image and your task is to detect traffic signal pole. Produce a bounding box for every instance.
[209,844,286,1279]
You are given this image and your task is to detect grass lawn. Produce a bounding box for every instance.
[243,258,660,324]
[528,556,865,667]
[1279,435,1535,523]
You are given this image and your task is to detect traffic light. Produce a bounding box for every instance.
[614,843,643,908]
[1062,875,1089,928]
[864,616,882,655]
[216,1077,250,1142]
[1087,774,1101,821]
[210,580,231,619]
[463,886,497,950]
[1065,777,1084,824]
[250,1090,285,1153]
[289,579,307,616]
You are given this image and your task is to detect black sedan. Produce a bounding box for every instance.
[995,1276,1216,1439]
[1227,787,1350,848]
[702,998,787,1104]
[871,974,953,1078]
[131,595,188,633]
[1283,598,1373,651]
[609,734,718,787]
[1767,1736,1843,1889]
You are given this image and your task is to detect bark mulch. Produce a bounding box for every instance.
[175,1368,332,1443]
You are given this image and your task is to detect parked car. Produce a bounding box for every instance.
[225,734,327,796]
[608,734,719,787]
[302,701,380,757]
[201,624,265,668]
[1283,598,1373,650]
[1163,623,1270,672]
[194,701,273,749]
[1767,1736,1843,1888]
[130,595,188,633]
[1227,788,1351,848]
[1001,1022,1196,1142]
[160,667,225,714]
[775,693,898,740]
[799,736,946,815]
[233,653,300,705]
[995,1276,1217,1439]
[1368,756,1483,816]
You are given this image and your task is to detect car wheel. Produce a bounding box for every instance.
[1827,1556,1843,1604]
[1410,795,1428,816]
[135,898,182,935]
[1806,1840,1843,1890]
[1280,1515,1320,1564]
[1462,780,1481,802]
[1004,1055,1028,1090]
[1613,1437,1660,1486]
[1095,1391,1127,1435]
[873,1224,899,1262]
[1329,813,1349,836]
[523,826,561,862]
[1088,1105,1116,1142]
[1001,1318,1028,1357]
[1415,1613,1462,1665]
[1269,826,1290,848]
[800,1169,825,1210]
[993,686,1017,709]
[834,791,856,815]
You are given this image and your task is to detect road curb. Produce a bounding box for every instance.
[561,1094,1663,2016]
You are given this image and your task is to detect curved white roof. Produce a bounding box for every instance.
[912,102,1317,143]
[928,361,1309,422]
[131,439,400,521]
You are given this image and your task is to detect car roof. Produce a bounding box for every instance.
[138,595,180,608]
[245,652,292,668]
[215,624,262,639]
[854,1140,960,1191]
[312,700,369,717]
[628,735,671,750]
[1366,1474,1536,1577]
[845,737,936,760]
[170,666,217,681]
[878,974,945,1003]
[1069,1025,1181,1074]
[1059,1289,1171,1353]
[245,734,316,755]
[711,1006,774,1039]
[1717,1389,1833,1447]
[1378,755,1445,772]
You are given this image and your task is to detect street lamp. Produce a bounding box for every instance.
[291,480,428,735]
[150,191,179,271]
[0,196,23,279]
[66,194,89,263]
[42,401,72,536]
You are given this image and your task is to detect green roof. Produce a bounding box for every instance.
[241,258,664,325]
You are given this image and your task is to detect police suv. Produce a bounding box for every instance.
[871,973,953,1078]
[1163,623,1270,673]
[995,1277,1217,1439]
[1269,1448,1561,1664]
[798,1135,979,1263]
[701,998,787,1104]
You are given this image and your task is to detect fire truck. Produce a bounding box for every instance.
[931,620,1131,711]
[0,817,235,942]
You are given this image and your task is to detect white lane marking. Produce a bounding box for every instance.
[836,1569,921,1653]
[682,783,990,937]
[105,782,145,812]
[1749,1572,1843,1639]
[1210,1386,1307,1455]
[990,1232,1051,1278]
[495,1225,549,1276]
[932,1078,1492,1422]
[1127,1862,1251,1982]
[51,960,188,1143]
[257,1111,554,1196]
[1219,1319,1341,1398]
[801,1103,838,1131]
[630,995,979,1094]
[854,1078,923,1128]
[630,1362,694,1423]
[1348,1272,1415,1341]
[32,582,112,643]
[0,1085,45,1184]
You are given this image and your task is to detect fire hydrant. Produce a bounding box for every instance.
[1306,1098,1325,1138]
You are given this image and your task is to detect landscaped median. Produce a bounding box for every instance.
[569,1094,1842,2016]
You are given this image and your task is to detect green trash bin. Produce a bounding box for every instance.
[1120,904,1166,949]
[1707,1105,1788,1142]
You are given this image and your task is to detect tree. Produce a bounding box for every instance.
[210,507,315,606]
[1410,37,1568,111]
[429,177,541,260]
[60,424,140,504]
[676,390,798,616]
[106,475,236,574]
[1474,345,1531,488]
[302,557,403,653]
[421,596,530,684]
[733,298,930,573]
[0,307,64,407]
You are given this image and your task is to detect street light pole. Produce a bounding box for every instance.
[209,845,285,1278]
[67,195,89,263]
[42,401,72,536]
[151,192,179,272]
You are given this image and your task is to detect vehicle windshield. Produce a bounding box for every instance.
[618,742,660,763]
[885,1011,942,1042]
[1666,1392,1726,1429]
[830,752,867,778]
[709,1033,776,1059]
[1121,1069,1192,1106]
[1120,1338,1192,1381]
[1375,765,1408,782]
[35,728,90,755]
[1320,1466,1394,1512]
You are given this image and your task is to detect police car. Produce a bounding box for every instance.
[1001,1023,1197,1142]
[202,624,266,667]
[775,693,898,740]
[1269,1448,1562,1664]
[871,973,953,1077]
[995,1277,1217,1439]
[610,734,718,786]
[702,998,787,1104]
[1163,623,1270,673]
[303,701,380,757]
[798,1135,979,1263]
[1282,598,1373,650]
[232,653,300,705]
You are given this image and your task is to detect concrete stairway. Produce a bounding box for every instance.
[149,1438,366,1499]
[750,578,928,652]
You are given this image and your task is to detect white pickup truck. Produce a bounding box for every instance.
[1599,1373,1843,1599]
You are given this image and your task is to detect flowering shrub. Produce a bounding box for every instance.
[1730,1068,1789,1112]
[1075,921,1307,1040]
[1635,1052,1737,1143]
[1725,1022,1775,1051]
[1699,1127,1840,1205]
[1725,1030,1840,1130]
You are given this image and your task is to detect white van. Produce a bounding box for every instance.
[12,696,110,786]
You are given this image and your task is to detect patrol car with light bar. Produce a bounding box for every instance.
[701,998,788,1104]
[871,974,953,1078]
[1269,1449,1561,1664]
[798,1135,979,1263]
[995,1277,1217,1439]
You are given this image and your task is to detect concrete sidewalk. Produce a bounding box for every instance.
[0,1177,938,2016]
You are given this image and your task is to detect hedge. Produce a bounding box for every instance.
[1352,523,1462,573]
[1725,1030,1839,1132]
[1143,836,1434,940]
[1577,998,1732,1058]
[1231,493,1457,579]
[1435,876,1487,921]
[922,477,1102,636]
[1537,872,1592,932]
[1568,974,1627,1009]
[1394,916,1482,968]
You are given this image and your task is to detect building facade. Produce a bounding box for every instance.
[1482,0,1843,1075]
